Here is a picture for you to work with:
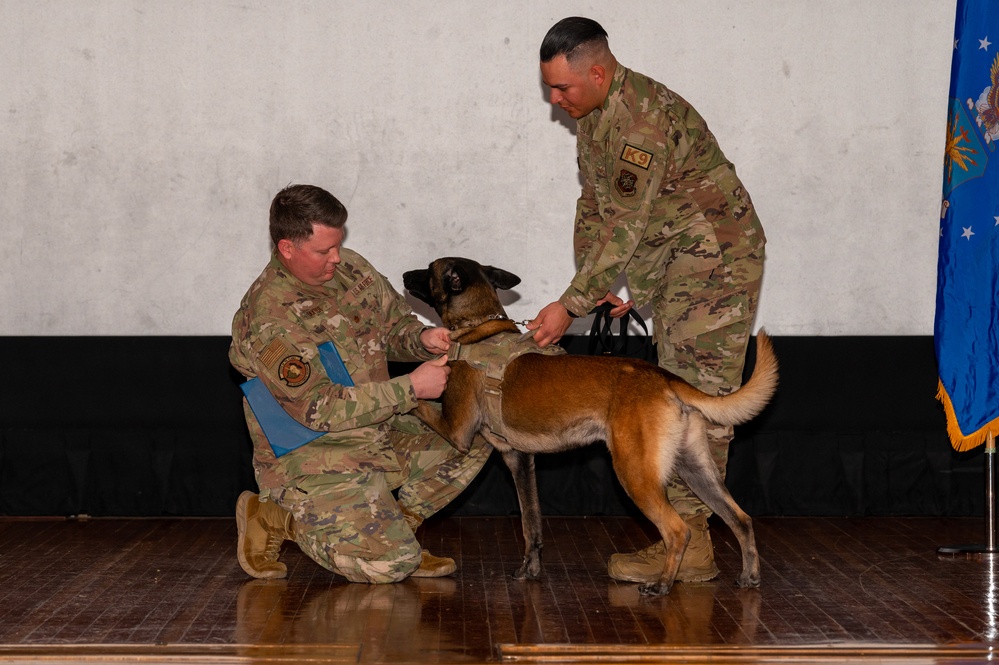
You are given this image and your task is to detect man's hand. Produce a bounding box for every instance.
[409,354,450,399]
[596,292,635,318]
[527,301,573,347]
[420,327,452,355]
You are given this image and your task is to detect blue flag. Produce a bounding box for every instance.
[935,0,999,452]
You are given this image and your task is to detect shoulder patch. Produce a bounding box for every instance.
[260,338,290,369]
[278,355,312,387]
[615,169,639,197]
[620,144,653,170]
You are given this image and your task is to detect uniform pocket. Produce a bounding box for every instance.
[657,252,763,344]
[664,219,724,279]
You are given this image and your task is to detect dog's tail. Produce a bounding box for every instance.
[672,330,779,426]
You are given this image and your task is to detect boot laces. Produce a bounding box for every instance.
[263,534,283,561]
[635,539,667,557]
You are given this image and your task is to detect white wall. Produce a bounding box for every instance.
[0,0,954,336]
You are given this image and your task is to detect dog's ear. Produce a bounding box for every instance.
[402,269,433,305]
[483,266,521,291]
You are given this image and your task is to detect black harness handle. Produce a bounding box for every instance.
[586,303,653,360]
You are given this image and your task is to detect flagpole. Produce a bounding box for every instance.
[989,431,996,552]
[938,431,998,556]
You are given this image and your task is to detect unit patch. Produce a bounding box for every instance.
[278,355,311,387]
[620,144,653,170]
[615,169,638,197]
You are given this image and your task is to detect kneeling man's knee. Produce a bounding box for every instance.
[331,541,422,584]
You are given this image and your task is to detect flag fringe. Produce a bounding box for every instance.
[936,380,999,452]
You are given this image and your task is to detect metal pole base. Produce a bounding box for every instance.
[938,433,997,557]
[938,544,998,555]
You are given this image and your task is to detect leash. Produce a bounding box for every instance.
[462,311,648,352]
[587,303,653,359]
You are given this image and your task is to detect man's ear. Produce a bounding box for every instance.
[590,63,606,87]
[276,238,295,260]
[402,269,433,304]
[483,266,521,291]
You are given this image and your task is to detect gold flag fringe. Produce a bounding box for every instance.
[936,379,999,452]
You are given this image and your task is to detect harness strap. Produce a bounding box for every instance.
[445,327,564,443]
[481,374,506,442]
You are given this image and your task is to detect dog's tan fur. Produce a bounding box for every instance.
[403,257,778,596]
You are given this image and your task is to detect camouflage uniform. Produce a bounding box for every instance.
[230,249,492,583]
[557,64,766,518]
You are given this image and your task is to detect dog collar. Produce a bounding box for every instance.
[448,314,519,331]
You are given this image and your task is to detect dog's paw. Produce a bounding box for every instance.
[447,440,471,454]
[735,573,761,589]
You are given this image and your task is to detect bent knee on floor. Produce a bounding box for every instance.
[299,533,423,584]
[332,546,423,584]
[291,508,425,583]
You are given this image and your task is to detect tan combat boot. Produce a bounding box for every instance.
[236,491,296,579]
[607,514,720,583]
[675,513,720,582]
[400,506,457,578]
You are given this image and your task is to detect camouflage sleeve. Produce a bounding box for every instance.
[558,135,666,317]
[246,318,419,435]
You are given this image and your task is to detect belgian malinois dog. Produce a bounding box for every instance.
[403,257,778,596]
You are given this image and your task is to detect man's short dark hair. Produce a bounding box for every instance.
[269,184,347,246]
[540,17,608,64]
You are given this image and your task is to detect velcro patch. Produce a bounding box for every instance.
[301,303,329,319]
[620,144,653,170]
[278,355,312,387]
[615,169,639,197]
[260,338,289,369]
[350,275,375,297]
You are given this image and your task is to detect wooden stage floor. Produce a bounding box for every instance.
[0,515,995,664]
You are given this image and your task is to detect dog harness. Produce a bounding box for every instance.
[447,329,565,443]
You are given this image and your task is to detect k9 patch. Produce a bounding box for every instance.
[278,355,311,387]
[615,169,639,197]
[620,144,653,170]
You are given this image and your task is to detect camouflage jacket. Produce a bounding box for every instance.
[559,64,767,316]
[229,249,436,483]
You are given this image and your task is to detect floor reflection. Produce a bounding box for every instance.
[606,581,762,644]
[235,576,471,662]
[985,553,998,643]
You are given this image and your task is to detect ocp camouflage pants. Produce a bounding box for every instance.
[652,250,764,519]
[269,426,492,584]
